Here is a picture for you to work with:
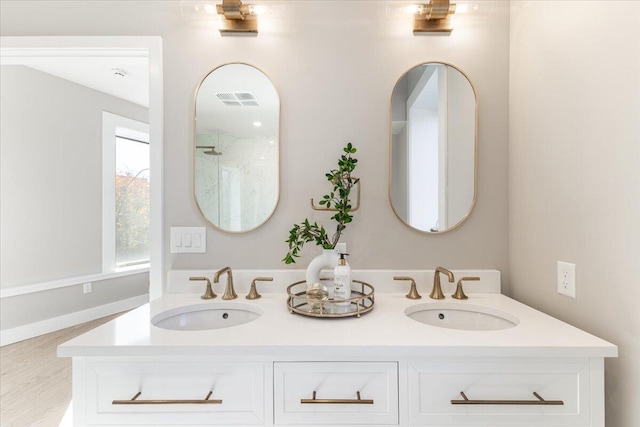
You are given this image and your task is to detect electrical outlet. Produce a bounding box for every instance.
[83,282,92,294]
[335,243,347,255]
[557,261,576,298]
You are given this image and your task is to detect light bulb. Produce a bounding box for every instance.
[404,5,419,14]
[250,5,266,15]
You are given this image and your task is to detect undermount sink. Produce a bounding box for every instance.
[405,302,519,331]
[152,302,263,331]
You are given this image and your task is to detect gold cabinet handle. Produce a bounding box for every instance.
[301,390,374,405]
[113,391,222,405]
[451,391,563,406]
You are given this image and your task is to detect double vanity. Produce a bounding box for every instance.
[58,269,617,427]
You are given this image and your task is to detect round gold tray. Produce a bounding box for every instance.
[286,280,375,318]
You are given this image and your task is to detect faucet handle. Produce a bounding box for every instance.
[189,276,216,300]
[394,276,421,300]
[452,277,480,300]
[246,277,273,300]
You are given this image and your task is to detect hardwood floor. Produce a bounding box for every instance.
[0,312,125,426]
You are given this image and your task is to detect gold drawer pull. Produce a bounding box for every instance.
[301,390,374,405]
[451,391,564,406]
[113,391,222,405]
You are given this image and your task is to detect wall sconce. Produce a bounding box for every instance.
[181,0,274,35]
[413,0,457,34]
[216,0,258,34]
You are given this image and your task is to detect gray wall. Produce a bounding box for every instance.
[166,1,511,280]
[1,65,148,287]
[0,273,148,330]
[509,2,640,427]
[2,2,637,425]
[0,64,149,330]
[0,2,511,293]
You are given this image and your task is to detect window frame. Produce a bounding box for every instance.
[102,111,150,273]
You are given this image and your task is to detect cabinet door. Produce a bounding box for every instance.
[408,359,590,426]
[274,361,398,425]
[86,361,264,425]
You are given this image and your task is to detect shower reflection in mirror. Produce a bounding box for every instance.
[194,63,279,233]
[390,62,477,233]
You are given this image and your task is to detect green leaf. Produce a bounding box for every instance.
[282,143,358,265]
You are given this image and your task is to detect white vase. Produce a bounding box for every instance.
[305,249,339,286]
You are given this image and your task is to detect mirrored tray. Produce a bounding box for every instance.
[286,280,375,318]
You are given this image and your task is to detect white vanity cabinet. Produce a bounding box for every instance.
[70,356,605,427]
[273,362,399,425]
[59,286,616,427]
[407,358,600,426]
[75,358,265,426]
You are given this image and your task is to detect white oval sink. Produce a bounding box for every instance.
[152,303,262,331]
[405,303,519,331]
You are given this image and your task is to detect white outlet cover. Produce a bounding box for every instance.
[557,261,576,298]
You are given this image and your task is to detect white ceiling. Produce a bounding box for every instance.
[0,48,149,107]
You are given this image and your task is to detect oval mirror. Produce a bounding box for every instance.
[195,63,279,232]
[389,63,477,233]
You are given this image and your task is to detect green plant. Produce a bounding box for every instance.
[283,143,359,264]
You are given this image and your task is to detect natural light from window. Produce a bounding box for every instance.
[115,133,150,268]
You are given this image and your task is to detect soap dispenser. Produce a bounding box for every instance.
[333,253,352,307]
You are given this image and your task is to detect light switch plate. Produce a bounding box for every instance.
[171,227,207,253]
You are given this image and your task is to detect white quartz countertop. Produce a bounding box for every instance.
[58,292,617,359]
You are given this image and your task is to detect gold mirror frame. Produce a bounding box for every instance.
[193,62,280,233]
[388,61,478,234]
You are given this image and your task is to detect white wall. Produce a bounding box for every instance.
[0,62,150,336]
[0,65,148,287]
[509,2,640,427]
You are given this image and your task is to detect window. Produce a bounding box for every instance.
[115,133,150,267]
[103,112,150,272]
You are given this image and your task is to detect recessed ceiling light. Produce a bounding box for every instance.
[253,121,262,127]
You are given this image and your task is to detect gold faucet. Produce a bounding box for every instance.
[430,267,455,300]
[189,276,216,300]
[214,267,237,300]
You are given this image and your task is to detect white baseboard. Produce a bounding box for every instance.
[0,294,149,347]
